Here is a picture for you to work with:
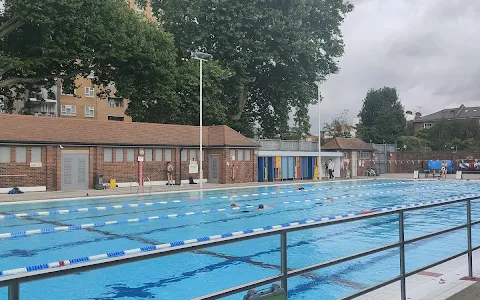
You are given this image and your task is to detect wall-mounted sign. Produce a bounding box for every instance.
[30,162,43,168]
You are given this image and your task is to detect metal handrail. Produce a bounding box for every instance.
[144,176,153,195]
[1,195,479,300]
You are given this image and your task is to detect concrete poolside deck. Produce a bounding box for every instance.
[356,250,480,300]
[3,172,479,204]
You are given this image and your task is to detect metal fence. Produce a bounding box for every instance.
[252,139,319,152]
[1,195,479,300]
[371,143,397,174]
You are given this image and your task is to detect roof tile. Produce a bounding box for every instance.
[0,115,259,147]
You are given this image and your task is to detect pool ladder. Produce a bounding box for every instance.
[128,177,153,196]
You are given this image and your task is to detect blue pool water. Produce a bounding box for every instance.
[0,179,479,300]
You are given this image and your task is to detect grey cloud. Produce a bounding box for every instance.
[309,0,480,132]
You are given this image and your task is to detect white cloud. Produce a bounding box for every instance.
[310,0,480,133]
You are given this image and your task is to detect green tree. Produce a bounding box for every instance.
[154,0,354,137]
[323,110,354,138]
[0,0,179,119]
[397,136,430,152]
[422,119,480,151]
[357,87,406,143]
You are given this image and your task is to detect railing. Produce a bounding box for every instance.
[252,139,319,152]
[1,195,479,300]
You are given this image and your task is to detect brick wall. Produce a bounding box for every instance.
[388,151,480,173]
[0,144,257,191]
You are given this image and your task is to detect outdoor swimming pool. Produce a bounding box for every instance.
[1,179,479,300]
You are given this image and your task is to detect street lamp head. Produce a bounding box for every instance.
[191,51,213,61]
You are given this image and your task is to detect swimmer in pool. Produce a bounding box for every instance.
[232,204,265,214]
[295,187,305,190]
[326,196,334,201]
[231,203,240,208]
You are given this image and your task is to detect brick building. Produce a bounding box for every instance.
[0,115,258,192]
[322,138,376,177]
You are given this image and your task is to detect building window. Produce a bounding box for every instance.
[165,149,172,162]
[245,150,251,161]
[126,148,134,162]
[104,148,112,162]
[15,146,26,163]
[423,123,432,129]
[84,106,95,118]
[115,148,123,162]
[343,152,348,158]
[85,87,95,97]
[155,149,163,161]
[189,149,197,161]
[144,149,153,161]
[0,146,10,163]
[108,116,124,121]
[360,152,371,159]
[181,150,187,162]
[108,98,123,107]
[61,105,76,116]
[238,149,244,161]
[31,147,41,163]
[230,149,236,160]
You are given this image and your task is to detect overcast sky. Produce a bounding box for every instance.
[309,0,480,133]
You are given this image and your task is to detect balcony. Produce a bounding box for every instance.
[251,139,319,151]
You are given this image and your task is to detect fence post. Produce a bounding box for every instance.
[9,281,20,300]
[467,199,473,279]
[399,211,406,300]
[281,232,288,298]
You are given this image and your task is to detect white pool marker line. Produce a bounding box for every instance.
[0,181,415,220]
[2,193,478,278]
[0,183,460,240]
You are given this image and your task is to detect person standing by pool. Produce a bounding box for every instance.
[441,160,447,180]
[324,161,329,179]
[328,159,335,180]
[167,162,174,186]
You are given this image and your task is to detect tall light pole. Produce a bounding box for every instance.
[315,81,322,180]
[191,51,213,189]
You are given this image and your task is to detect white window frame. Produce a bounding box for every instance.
[360,152,371,159]
[238,149,244,161]
[85,87,95,98]
[189,149,197,161]
[15,146,26,163]
[181,150,187,162]
[31,147,42,163]
[115,148,123,162]
[0,146,11,163]
[126,148,134,162]
[164,149,172,162]
[61,105,76,116]
[145,149,153,162]
[230,149,236,160]
[423,123,432,129]
[155,149,163,161]
[104,148,113,162]
[84,106,95,118]
[245,149,251,161]
[108,99,122,108]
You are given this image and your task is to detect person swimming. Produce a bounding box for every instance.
[295,187,305,190]
[231,203,240,208]
[232,204,265,214]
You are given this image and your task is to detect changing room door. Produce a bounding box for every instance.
[351,151,358,177]
[61,153,89,191]
[208,154,219,183]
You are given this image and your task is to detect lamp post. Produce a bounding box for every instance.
[315,81,322,180]
[191,51,213,189]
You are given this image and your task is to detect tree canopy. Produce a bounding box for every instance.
[323,109,354,138]
[418,119,480,151]
[356,87,406,143]
[153,0,354,137]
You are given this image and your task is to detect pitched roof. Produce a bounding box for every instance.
[322,137,376,151]
[413,105,480,123]
[0,114,259,147]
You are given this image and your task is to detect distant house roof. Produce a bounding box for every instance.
[322,137,376,152]
[0,115,259,147]
[413,105,480,123]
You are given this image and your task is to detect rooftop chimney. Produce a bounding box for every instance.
[414,112,422,119]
